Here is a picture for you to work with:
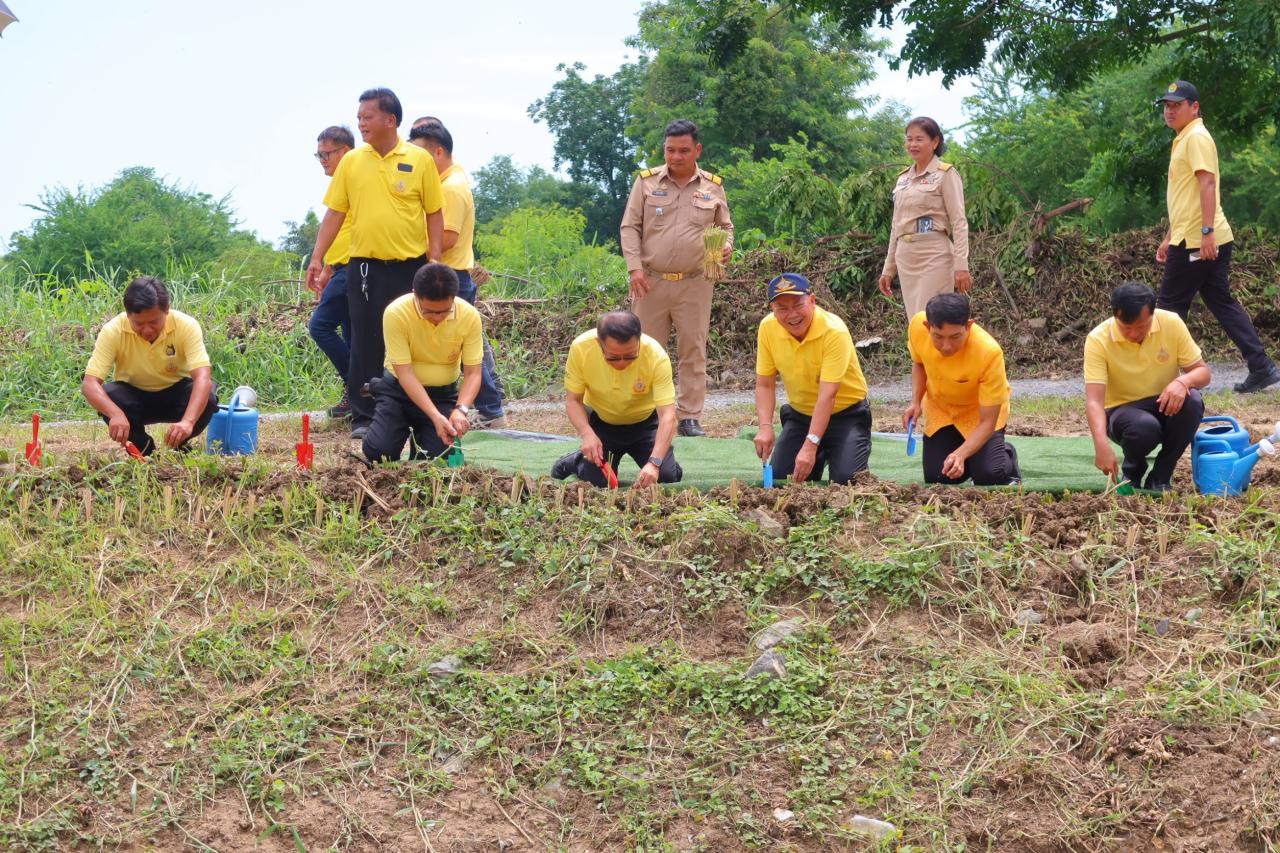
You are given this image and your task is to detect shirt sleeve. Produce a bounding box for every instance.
[977,349,1010,407]
[179,316,212,370]
[564,342,587,395]
[1175,319,1204,368]
[650,350,676,407]
[619,178,646,272]
[941,168,970,272]
[907,312,926,364]
[384,306,412,366]
[84,321,119,380]
[322,158,350,213]
[441,181,466,235]
[1083,335,1108,385]
[1183,132,1219,177]
[881,177,904,278]
[460,312,484,367]
[755,323,776,377]
[419,156,444,215]
[819,331,854,384]
[713,186,734,248]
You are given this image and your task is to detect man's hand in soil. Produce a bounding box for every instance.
[1157,377,1189,415]
[108,413,131,444]
[165,419,194,449]
[754,424,775,461]
[628,270,650,301]
[1093,443,1120,478]
[791,442,818,483]
[941,449,968,480]
[580,432,604,467]
[633,462,660,489]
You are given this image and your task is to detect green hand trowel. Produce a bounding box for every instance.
[446,437,464,468]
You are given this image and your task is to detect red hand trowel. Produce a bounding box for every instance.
[599,459,618,489]
[295,413,314,470]
[124,441,147,461]
[24,414,41,466]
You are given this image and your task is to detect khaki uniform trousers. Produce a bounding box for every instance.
[895,232,956,319]
[634,272,713,420]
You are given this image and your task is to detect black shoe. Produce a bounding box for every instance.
[328,389,351,419]
[1233,365,1280,394]
[677,419,707,437]
[1143,478,1173,494]
[351,424,370,441]
[551,451,580,480]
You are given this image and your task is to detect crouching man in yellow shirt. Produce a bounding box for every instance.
[1084,282,1210,493]
[363,263,483,463]
[903,293,1020,485]
[551,310,682,488]
[754,273,871,484]
[82,276,218,456]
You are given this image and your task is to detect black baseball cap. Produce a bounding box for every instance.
[767,272,813,303]
[1155,80,1199,105]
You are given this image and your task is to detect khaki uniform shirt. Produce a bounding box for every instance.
[881,156,969,277]
[620,165,733,275]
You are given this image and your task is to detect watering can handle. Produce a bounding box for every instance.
[1199,439,1234,454]
[1198,415,1241,430]
[224,392,242,448]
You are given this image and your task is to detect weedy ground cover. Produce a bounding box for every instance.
[0,449,1277,851]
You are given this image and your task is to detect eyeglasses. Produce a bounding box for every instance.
[314,149,345,162]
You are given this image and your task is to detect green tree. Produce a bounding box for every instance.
[472,155,618,243]
[8,167,258,281]
[279,210,320,266]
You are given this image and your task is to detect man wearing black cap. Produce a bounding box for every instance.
[753,273,871,484]
[1154,80,1280,393]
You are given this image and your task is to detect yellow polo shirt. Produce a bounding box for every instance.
[383,293,484,387]
[323,140,444,261]
[907,312,1009,437]
[432,163,476,271]
[755,306,867,416]
[564,330,675,425]
[323,215,353,267]
[1167,118,1232,249]
[85,310,211,392]
[1083,309,1203,408]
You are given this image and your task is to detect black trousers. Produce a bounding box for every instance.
[1158,242,1272,373]
[771,400,871,484]
[362,371,459,463]
[101,378,218,456]
[347,256,426,426]
[923,425,1020,485]
[568,411,682,487]
[1106,390,1204,487]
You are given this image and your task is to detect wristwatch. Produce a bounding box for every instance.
[455,403,471,415]
[1201,226,1214,235]
[647,456,663,467]
[805,433,821,446]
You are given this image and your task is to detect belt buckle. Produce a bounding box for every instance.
[661,272,683,281]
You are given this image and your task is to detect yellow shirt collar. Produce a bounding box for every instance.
[1174,117,1205,142]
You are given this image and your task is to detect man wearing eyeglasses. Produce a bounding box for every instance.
[362,263,483,463]
[306,88,446,441]
[550,310,682,488]
[754,273,871,484]
[307,125,355,419]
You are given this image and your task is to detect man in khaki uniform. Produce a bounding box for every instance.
[620,119,733,437]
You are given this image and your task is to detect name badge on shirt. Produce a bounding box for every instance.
[397,163,413,172]
[916,217,934,234]
[700,192,713,200]
[650,189,668,197]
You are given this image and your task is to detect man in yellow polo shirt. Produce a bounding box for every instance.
[904,293,1019,485]
[754,273,871,484]
[82,276,218,456]
[362,263,484,463]
[307,124,355,419]
[551,310,681,488]
[1154,80,1279,393]
[1084,282,1212,492]
[408,119,507,429]
[305,88,446,440]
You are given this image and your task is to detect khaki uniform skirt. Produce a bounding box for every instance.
[894,231,955,319]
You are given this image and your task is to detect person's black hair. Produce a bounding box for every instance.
[409,123,453,154]
[123,276,171,314]
[924,292,971,327]
[412,115,443,129]
[412,262,459,300]
[906,116,946,157]
[317,125,355,148]
[597,310,642,344]
[1111,282,1157,323]
[664,119,699,143]
[358,88,403,126]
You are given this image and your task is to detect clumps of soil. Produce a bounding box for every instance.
[1049,620,1124,666]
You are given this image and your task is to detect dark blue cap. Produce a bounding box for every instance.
[767,272,813,303]
[1155,80,1199,105]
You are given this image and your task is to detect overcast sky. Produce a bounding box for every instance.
[0,0,974,251]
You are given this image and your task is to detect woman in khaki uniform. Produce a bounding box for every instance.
[878,117,971,319]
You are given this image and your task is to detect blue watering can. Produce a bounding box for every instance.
[1192,418,1280,496]
[1191,416,1251,484]
[206,385,259,455]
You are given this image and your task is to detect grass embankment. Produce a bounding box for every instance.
[1,456,1277,850]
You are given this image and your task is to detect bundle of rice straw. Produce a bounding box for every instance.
[702,226,729,280]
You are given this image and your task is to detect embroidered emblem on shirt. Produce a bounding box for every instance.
[165,345,176,356]
[397,163,413,172]
[633,379,647,393]
[395,180,407,192]
[1156,347,1170,363]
